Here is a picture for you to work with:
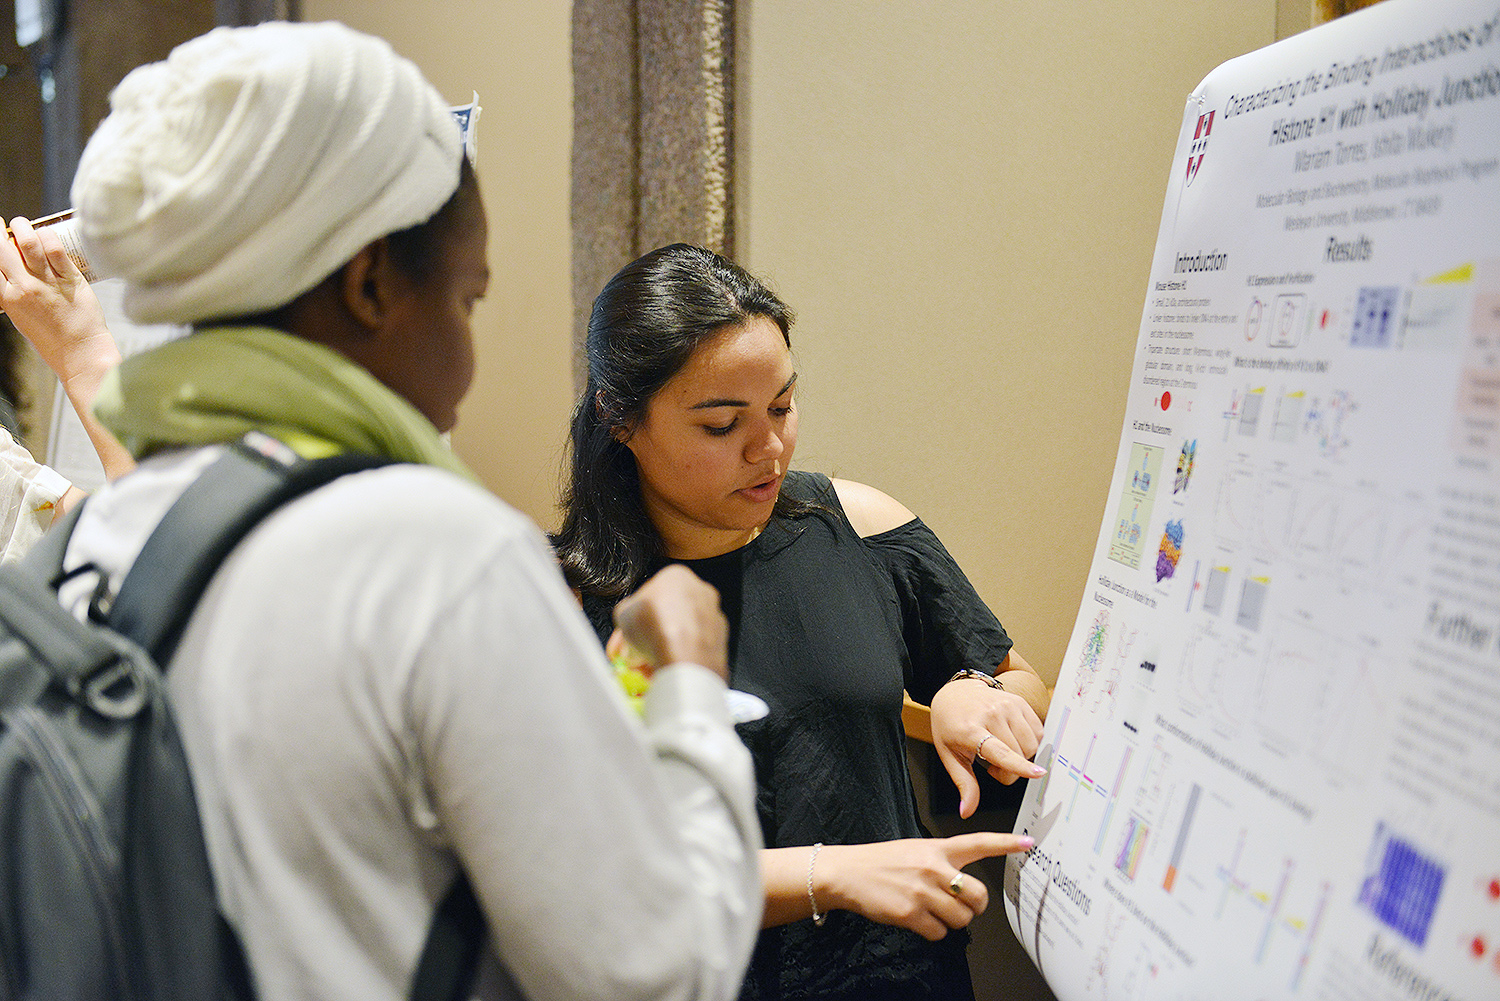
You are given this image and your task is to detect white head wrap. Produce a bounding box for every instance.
[71,21,463,325]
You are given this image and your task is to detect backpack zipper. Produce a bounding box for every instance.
[8,706,133,997]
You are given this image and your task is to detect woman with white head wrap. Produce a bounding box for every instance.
[56,20,762,1001]
[75,20,463,327]
[72,19,477,468]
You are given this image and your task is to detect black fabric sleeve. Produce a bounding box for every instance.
[862,518,1014,705]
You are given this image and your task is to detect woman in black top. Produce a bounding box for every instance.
[554,244,1050,1000]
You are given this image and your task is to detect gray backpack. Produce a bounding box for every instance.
[0,433,481,1001]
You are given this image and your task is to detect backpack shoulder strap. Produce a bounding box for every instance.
[0,555,122,709]
[410,874,484,1001]
[1,499,115,709]
[107,431,391,665]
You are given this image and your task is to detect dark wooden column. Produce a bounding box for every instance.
[3,0,292,448]
[571,0,735,392]
[22,0,296,215]
[215,0,298,25]
[0,1,44,227]
[0,1,43,434]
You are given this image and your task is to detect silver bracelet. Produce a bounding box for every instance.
[808,843,827,926]
[947,667,1006,692]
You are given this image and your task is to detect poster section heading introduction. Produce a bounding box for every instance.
[1007,3,1500,1001]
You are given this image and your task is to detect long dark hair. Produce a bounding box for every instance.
[554,243,805,599]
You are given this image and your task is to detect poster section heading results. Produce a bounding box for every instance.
[1009,5,1500,1001]
[1142,10,1500,414]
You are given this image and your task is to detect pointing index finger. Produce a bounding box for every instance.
[944,831,1037,869]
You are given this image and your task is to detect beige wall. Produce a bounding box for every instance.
[245,5,1309,1001]
[731,8,1302,998]
[304,0,576,529]
[737,2,1284,683]
[299,2,1303,682]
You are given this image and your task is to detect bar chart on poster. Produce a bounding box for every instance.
[1006,2,1500,999]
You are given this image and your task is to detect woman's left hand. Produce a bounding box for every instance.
[930,675,1044,819]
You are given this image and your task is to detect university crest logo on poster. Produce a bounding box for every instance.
[1185,109,1214,185]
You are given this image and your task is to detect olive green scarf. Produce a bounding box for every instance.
[94,325,478,482]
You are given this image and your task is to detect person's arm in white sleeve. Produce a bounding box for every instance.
[412,534,761,1001]
[0,425,72,560]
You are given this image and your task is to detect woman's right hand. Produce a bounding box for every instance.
[0,216,116,383]
[612,564,728,681]
[777,831,1034,940]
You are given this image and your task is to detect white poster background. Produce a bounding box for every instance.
[1006,2,1500,999]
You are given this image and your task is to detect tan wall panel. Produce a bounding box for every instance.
[737,2,1280,684]
[304,0,575,529]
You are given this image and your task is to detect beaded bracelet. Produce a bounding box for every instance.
[808,842,827,926]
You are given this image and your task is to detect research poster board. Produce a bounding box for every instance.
[1006,3,1500,999]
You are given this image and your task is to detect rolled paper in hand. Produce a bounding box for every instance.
[4,209,102,283]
